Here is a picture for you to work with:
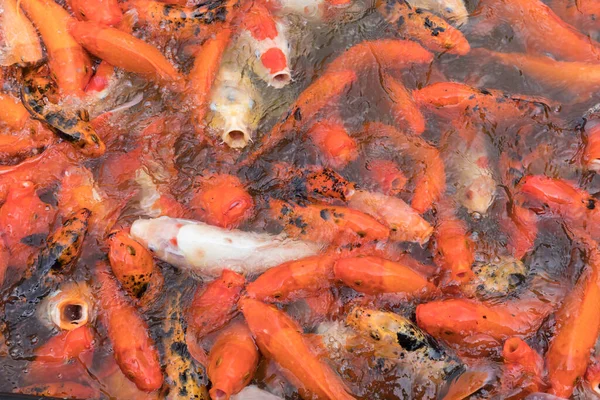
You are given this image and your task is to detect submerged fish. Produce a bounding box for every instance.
[130,216,321,278]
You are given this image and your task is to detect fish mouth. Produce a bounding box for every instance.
[222,123,253,149]
[269,69,292,89]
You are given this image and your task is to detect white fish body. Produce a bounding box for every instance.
[130,216,321,278]
[231,386,284,400]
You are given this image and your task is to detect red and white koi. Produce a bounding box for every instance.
[237,2,291,88]
[130,216,321,278]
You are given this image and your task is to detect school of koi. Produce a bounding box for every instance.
[0,0,599,398]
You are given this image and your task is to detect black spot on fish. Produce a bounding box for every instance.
[163,5,173,16]
[294,108,302,121]
[320,209,331,220]
[20,233,47,247]
[396,331,424,351]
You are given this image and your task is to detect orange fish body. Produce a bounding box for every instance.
[68,20,181,85]
[190,174,254,229]
[207,322,259,400]
[382,72,425,134]
[583,123,600,172]
[585,358,600,395]
[66,0,122,26]
[500,203,538,260]
[269,199,390,245]
[333,256,436,295]
[306,120,358,170]
[501,337,545,396]
[240,298,356,400]
[246,254,336,303]
[108,230,158,301]
[186,269,246,340]
[19,0,92,96]
[549,0,600,35]
[0,93,31,130]
[96,264,163,392]
[477,0,600,62]
[416,298,554,356]
[34,325,95,363]
[546,246,600,398]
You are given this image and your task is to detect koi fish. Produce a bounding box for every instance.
[205,56,260,149]
[381,72,426,135]
[237,2,292,88]
[95,262,163,392]
[0,0,43,66]
[21,72,105,157]
[441,121,497,215]
[549,0,600,37]
[269,199,390,245]
[376,0,470,55]
[347,189,434,244]
[37,281,95,331]
[475,0,600,63]
[346,307,462,387]
[245,254,337,303]
[68,20,182,85]
[108,230,161,302]
[416,296,555,357]
[546,237,600,398]
[474,49,600,103]
[239,298,356,400]
[19,0,92,96]
[432,200,475,284]
[464,256,527,298]
[501,337,545,397]
[334,256,437,296]
[363,159,408,196]
[231,386,284,400]
[186,269,245,344]
[130,216,321,277]
[583,122,600,172]
[306,119,359,170]
[207,322,259,400]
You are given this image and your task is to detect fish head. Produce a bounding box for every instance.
[130,217,189,268]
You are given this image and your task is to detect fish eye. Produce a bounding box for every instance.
[444,7,454,13]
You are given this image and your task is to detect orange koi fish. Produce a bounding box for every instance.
[500,202,538,260]
[240,298,356,400]
[269,199,390,245]
[19,0,92,96]
[413,81,553,125]
[186,269,245,343]
[245,254,337,303]
[382,72,425,134]
[108,230,161,303]
[238,2,291,88]
[306,119,359,170]
[66,0,122,26]
[34,325,95,363]
[0,93,31,130]
[475,0,600,62]
[376,0,470,55]
[364,122,445,213]
[207,322,259,400]
[68,20,182,85]
[416,297,555,356]
[585,357,600,396]
[334,256,436,296]
[501,337,545,397]
[96,262,163,392]
[517,175,600,238]
[432,201,474,284]
[363,159,408,196]
[0,0,43,66]
[474,49,600,103]
[546,237,600,398]
[190,173,254,229]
